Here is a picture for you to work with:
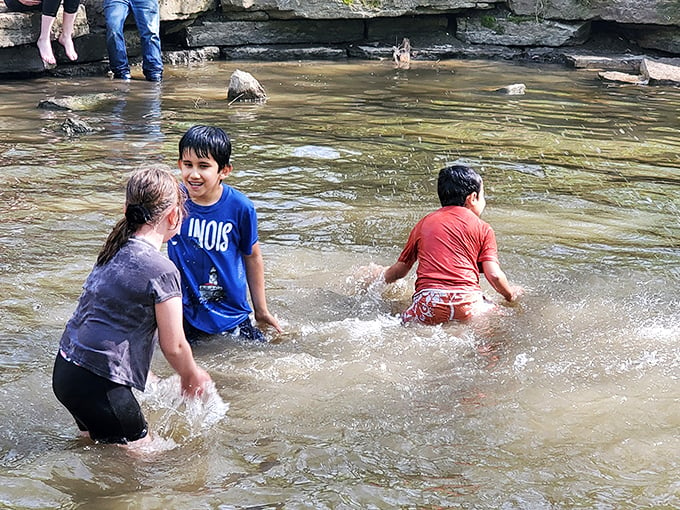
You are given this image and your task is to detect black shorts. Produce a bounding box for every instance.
[52,353,148,444]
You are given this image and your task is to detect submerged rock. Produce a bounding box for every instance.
[227,69,267,103]
[37,92,120,111]
[495,83,526,95]
[60,117,102,136]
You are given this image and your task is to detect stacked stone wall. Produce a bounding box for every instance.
[0,0,678,77]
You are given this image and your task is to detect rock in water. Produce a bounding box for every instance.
[495,83,526,95]
[641,58,680,85]
[61,117,100,136]
[227,69,267,103]
[37,93,119,111]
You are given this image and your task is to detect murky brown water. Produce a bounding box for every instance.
[1,59,679,509]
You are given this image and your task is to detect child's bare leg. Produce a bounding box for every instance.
[57,12,78,61]
[37,14,56,65]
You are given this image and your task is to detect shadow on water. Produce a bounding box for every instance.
[0,59,679,508]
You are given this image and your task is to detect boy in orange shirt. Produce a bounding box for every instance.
[380,164,522,324]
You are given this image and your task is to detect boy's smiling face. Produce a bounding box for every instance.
[178,148,232,206]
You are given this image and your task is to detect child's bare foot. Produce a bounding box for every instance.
[37,38,56,66]
[58,35,78,61]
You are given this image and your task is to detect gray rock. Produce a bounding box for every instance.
[60,116,102,136]
[457,7,590,47]
[366,14,448,42]
[222,45,347,60]
[632,26,680,55]
[227,69,267,102]
[495,83,526,94]
[160,0,217,21]
[37,92,119,111]
[184,19,364,47]
[598,71,647,85]
[163,46,220,65]
[563,53,646,73]
[641,58,680,85]
[220,0,495,20]
[508,0,680,26]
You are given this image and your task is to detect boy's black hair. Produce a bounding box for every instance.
[178,125,232,170]
[437,165,483,207]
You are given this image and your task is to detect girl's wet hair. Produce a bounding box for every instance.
[178,125,232,170]
[437,165,483,207]
[96,165,185,266]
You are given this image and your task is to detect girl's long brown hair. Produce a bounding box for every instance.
[96,165,185,266]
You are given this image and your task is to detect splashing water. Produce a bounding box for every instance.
[137,375,229,446]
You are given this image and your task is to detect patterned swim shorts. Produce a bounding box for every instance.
[401,289,495,325]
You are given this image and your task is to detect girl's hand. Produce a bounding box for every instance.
[181,367,212,397]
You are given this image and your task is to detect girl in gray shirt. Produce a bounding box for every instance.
[52,165,212,445]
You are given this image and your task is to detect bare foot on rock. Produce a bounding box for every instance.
[37,37,56,66]
[58,35,78,61]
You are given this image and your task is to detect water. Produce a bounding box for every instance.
[1,59,679,508]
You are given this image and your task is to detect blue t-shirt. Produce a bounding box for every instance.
[167,184,258,334]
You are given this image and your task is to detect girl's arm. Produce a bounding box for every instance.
[155,296,212,396]
[244,242,283,333]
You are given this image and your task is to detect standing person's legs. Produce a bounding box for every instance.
[130,0,162,81]
[104,0,132,79]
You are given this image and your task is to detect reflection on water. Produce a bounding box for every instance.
[0,59,679,508]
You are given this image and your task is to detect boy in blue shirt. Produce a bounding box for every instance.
[168,125,282,342]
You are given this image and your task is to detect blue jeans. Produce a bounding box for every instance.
[104,0,162,78]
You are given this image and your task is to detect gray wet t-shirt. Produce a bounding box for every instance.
[59,238,182,391]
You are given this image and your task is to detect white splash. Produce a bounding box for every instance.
[514,353,534,371]
[138,375,229,443]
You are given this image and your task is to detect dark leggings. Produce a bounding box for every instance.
[52,353,148,444]
[3,0,79,17]
[43,0,79,17]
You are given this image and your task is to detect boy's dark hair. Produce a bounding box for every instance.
[437,165,483,207]
[178,125,232,170]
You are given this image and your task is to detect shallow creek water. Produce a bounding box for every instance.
[0,59,679,509]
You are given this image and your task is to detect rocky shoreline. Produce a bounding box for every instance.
[1,0,679,82]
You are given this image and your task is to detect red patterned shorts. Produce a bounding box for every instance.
[401,289,495,325]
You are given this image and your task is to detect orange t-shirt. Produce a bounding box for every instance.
[397,206,499,294]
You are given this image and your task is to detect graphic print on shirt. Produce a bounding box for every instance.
[199,266,224,302]
[188,217,233,302]
[187,217,233,251]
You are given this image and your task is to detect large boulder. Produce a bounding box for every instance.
[227,69,266,102]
